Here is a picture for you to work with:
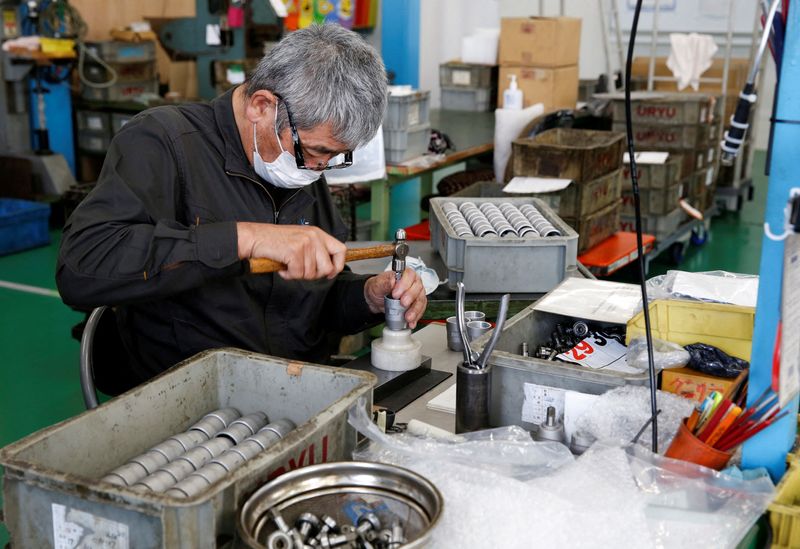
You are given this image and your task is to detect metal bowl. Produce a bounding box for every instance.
[238,461,443,548]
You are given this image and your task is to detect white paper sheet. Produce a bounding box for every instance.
[623,151,670,164]
[533,278,643,324]
[426,384,456,414]
[558,337,641,375]
[502,177,573,194]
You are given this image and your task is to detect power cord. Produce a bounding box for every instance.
[625,0,659,453]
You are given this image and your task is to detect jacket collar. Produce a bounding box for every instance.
[212,86,320,202]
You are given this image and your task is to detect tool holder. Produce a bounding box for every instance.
[455,363,491,434]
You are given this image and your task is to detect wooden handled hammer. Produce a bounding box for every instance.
[248,231,408,274]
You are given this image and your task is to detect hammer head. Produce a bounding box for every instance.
[392,228,408,277]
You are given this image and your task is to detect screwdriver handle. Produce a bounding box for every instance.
[248,243,397,274]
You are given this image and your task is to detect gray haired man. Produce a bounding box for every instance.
[57,25,427,389]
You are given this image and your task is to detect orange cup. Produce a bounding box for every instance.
[664,418,733,471]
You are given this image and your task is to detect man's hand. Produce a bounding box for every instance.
[364,268,427,329]
[237,222,346,280]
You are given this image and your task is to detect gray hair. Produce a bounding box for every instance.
[246,24,387,150]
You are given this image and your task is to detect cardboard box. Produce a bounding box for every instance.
[661,367,738,403]
[499,17,581,67]
[562,199,621,253]
[166,60,198,99]
[498,65,578,111]
[631,57,749,94]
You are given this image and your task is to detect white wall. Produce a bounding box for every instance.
[416,0,775,149]
[419,0,501,109]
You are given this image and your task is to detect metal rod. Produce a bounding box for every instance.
[647,0,661,92]
[598,0,615,92]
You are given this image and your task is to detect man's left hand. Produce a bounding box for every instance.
[364,268,427,329]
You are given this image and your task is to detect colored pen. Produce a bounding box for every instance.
[697,399,733,442]
[704,405,742,447]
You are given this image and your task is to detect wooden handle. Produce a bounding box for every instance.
[248,243,397,274]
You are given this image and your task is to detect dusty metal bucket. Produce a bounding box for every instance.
[237,461,443,548]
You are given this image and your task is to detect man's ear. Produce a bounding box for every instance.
[244,89,278,124]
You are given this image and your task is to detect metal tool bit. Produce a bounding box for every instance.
[392,228,408,281]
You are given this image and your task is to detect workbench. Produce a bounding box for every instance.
[348,240,593,320]
[369,109,495,240]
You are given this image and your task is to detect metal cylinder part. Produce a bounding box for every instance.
[535,406,567,444]
[149,438,187,462]
[130,451,169,476]
[446,316,464,352]
[218,413,269,444]
[169,430,208,451]
[455,363,491,434]
[466,320,491,342]
[229,412,269,434]
[210,450,247,472]
[521,342,529,357]
[258,418,296,440]
[189,407,241,437]
[383,296,407,331]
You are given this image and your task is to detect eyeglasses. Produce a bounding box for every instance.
[276,94,353,171]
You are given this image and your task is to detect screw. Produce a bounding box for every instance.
[270,508,290,533]
[315,515,338,542]
[296,512,321,542]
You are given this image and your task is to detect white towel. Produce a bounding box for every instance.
[493,103,545,182]
[666,33,718,91]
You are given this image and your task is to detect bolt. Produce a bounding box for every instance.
[315,515,338,541]
[391,522,405,545]
[356,513,381,537]
[271,508,290,533]
[320,531,357,548]
[296,512,321,542]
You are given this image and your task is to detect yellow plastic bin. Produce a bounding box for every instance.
[770,461,800,549]
[626,299,755,361]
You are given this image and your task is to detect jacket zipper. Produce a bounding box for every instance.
[226,170,301,223]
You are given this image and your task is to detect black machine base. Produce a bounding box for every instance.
[343,354,451,411]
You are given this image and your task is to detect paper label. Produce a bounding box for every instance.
[780,234,800,408]
[407,102,420,126]
[52,503,129,549]
[521,383,565,425]
[451,69,471,86]
[557,336,637,374]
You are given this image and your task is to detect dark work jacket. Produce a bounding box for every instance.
[56,87,382,382]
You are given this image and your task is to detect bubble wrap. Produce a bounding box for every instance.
[572,386,695,452]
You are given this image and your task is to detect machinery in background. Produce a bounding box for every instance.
[0,0,76,197]
[155,0,282,100]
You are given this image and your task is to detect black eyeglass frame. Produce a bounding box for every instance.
[274,94,354,171]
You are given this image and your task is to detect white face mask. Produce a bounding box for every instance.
[252,105,319,189]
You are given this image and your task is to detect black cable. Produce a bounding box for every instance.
[624,0,659,453]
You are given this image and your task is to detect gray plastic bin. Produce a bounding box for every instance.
[429,197,579,293]
[384,91,430,130]
[471,299,650,431]
[82,78,159,102]
[0,348,375,548]
[84,41,157,63]
[440,87,492,112]
[384,123,431,164]
[439,62,497,89]
[76,110,111,133]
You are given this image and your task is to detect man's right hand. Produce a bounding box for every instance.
[237,222,346,280]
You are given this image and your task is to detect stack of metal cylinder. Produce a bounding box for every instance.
[442,201,562,238]
[101,408,295,498]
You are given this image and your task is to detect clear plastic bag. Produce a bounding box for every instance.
[646,270,759,308]
[626,336,690,373]
[347,398,774,549]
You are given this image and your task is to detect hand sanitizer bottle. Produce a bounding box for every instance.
[503,74,523,110]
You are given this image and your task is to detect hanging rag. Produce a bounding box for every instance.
[666,33,718,91]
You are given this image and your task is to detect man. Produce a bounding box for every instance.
[57,24,427,388]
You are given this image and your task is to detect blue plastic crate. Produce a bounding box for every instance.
[0,199,50,256]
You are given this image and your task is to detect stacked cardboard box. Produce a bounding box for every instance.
[497,17,580,111]
[510,128,625,253]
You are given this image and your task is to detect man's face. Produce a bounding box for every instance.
[254,105,349,172]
